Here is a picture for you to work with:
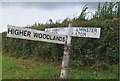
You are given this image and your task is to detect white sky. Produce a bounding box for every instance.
[0,2,99,32]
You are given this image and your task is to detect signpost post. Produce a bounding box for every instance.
[60,23,72,79]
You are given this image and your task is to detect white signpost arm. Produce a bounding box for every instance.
[60,23,72,80]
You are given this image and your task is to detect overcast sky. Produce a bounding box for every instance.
[0,2,104,32]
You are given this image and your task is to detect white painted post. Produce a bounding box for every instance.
[60,23,72,80]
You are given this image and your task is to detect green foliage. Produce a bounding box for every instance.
[93,2,118,19]
[91,63,110,71]
[78,5,88,20]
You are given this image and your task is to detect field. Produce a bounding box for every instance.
[2,55,118,79]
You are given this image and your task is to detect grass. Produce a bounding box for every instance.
[2,55,60,79]
[2,55,119,79]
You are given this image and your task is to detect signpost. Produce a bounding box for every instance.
[7,23,101,80]
[7,25,66,44]
[45,25,101,80]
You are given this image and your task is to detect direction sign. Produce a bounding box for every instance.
[45,27,68,35]
[45,27,101,38]
[7,25,66,44]
[72,27,101,38]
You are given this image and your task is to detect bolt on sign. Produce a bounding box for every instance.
[7,25,67,44]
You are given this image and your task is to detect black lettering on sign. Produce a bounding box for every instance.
[27,31,31,37]
[77,32,86,37]
[15,29,20,35]
[39,33,42,38]
[23,30,27,36]
[8,28,13,34]
[90,28,93,33]
[19,30,24,35]
[15,30,65,42]
[77,28,82,32]
[83,28,87,32]
[59,37,62,41]
[8,28,31,37]
[33,32,38,38]
[91,28,94,33]
[43,34,47,39]
[52,36,56,40]
[50,35,53,40]
[56,36,62,41]
[33,32,42,38]
[82,33,86,36]
[94,28,97,33]
[63,37,65,42]
[46,34,50,39]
